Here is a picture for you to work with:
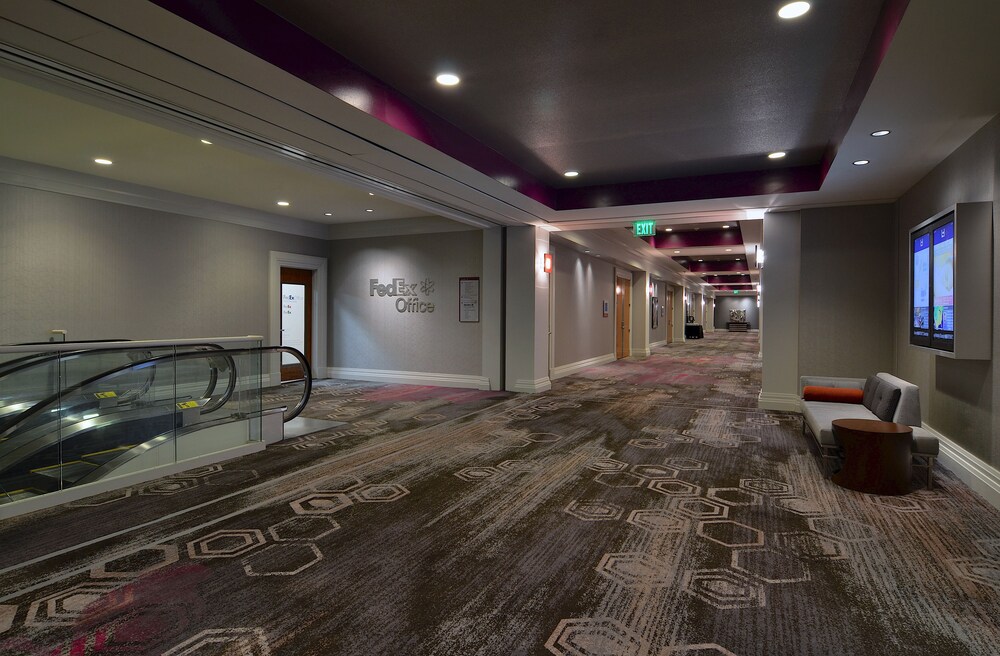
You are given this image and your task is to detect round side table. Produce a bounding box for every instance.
[831,418,913,495]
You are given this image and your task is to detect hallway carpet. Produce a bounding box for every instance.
[2,333,1000,655]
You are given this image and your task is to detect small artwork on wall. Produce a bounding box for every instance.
[650,297,660,329]
[602,300,609,317]
[729,309,747,323]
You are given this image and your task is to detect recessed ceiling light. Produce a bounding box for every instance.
[674,250,681,254]
[725,248,733,252]
[853,159,870,166]
[200,139,213,145]
[665,228,673,232]
[276,201,290,206]
[778,2,811,19]
[368,192,375,196]
[365,208,374,212]
[722,224,730,228]
[768,151,786,159]
[93,158,113,165]
[698,259,704,262]
[564,170,579,178]
[871,130,891,137]
[435,73,460,86]
[324,212,332,216]
[584,249,591,253]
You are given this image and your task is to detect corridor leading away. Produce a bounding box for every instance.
[1,334,999,655]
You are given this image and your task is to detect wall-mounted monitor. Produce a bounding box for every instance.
[909,203,992,360]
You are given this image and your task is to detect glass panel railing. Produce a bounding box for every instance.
[0,337,276,507]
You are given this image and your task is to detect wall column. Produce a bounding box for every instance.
[481,228,503,390]
[672,285,687,342]
[631,271,652,357]
[505,226,551,393]
[705,297,716,332]
[759,210,802,411]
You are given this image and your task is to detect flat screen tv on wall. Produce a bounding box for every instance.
[910,212,955,352]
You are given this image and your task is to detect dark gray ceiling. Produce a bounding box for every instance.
[257,0,886,187]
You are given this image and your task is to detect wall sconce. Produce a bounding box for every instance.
[543,252,553,274]
[615,285,622,295]
[648,283,654,295]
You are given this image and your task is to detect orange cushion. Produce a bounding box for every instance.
[802,386,864,404]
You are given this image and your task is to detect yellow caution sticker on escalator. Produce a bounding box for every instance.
[176,401,199,409]
[94,391,117,399]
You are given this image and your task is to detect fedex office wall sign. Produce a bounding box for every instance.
[369,277,436,313]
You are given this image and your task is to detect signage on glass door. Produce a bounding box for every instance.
[369,277,436,313]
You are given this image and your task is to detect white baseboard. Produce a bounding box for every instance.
[922,423,1000,510]
[632,347,652,358]
[650,340,668,348]
[0,442,265,520]
[550,353,616,380]
[757,391,802,412]
[511,377,552,393]
[326,367,491,390]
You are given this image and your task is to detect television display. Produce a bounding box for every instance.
[910,212,955,352]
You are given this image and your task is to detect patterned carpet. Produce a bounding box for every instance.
[2,332,1000,655]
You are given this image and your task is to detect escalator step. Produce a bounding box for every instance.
[31,460,98,484]
[81,445,137,465]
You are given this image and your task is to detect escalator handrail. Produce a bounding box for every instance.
[0,343,224,384]
[0,346,310,439]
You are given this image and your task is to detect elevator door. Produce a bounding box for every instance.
[280,267,312,382]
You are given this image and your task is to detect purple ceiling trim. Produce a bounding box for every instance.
[687,261,749,273]
[149,0,555,206]
[556,165,824,211]
[644,229,743,249]
[702,275,752,284]
[820,0,910,179]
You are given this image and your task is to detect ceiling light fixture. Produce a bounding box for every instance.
[768,151,787,159]
[563,170,579,178]
[853,159,870,166]
[368,192,375,196]
[200,139,213,145]
[725,248,733,252]
[435,73,460,86]
[698,259,704,262]
[665,228,673,232]
[722,224,730,229]
[276,201,290,206]
[584,249,591,253]
[365,208,374,212]
[871,130,891,137]
[93,158,113,165]
[325,212,333,216]
[778,2,811,19]
[674,250,681,254]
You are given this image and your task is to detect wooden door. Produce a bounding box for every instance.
[615,277,631,359]
[280,267,312,382]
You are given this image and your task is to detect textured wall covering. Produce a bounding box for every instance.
[714,295,759,330]
[0,183,327,345]
[329,231,483,375]
[798,204,896,379]
[895,115,999,466]
[552,245,614,367]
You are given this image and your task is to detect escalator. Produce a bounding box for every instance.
[0,344,310,506]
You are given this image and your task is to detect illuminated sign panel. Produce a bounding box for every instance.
[633,220,656,237]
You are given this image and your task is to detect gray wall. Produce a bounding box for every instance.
[552,244,614,367]
[714,296,759,330]
[895,115,999,466]
[330,231,483,375]
[0,183,327,345]
[798,204,896,378]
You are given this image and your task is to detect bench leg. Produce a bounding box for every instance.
[926,456,935,490]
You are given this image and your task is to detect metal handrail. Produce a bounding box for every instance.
[0,335,263,354]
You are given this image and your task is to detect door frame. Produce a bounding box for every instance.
[614,269,633,359]
[269,251,328,385]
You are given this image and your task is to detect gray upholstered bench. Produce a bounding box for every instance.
[799,372,939,488]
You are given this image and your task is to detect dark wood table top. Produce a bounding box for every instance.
[832,418,912,435]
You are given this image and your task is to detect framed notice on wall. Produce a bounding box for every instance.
[459,277,480,322]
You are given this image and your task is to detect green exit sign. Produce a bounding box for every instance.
[633,220,656,237]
